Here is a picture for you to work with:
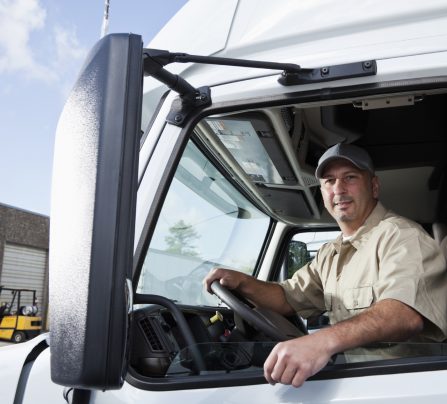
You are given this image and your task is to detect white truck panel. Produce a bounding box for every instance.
[0,334,48,404]
[90,369,447,404]
[22,346,64,403]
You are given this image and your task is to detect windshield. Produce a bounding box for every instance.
[137,140,271,305]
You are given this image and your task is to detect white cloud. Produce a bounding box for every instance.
[0,0,87,86]
[53,25,86,64]
[52,24,88,96]
[0,0,55,80]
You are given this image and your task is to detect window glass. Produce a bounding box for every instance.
[137,140,271,305]
[287,230,339,329]
[287,231,340,278]
[293,231,340,261]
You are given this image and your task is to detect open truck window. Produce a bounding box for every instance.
[126,88,447,391]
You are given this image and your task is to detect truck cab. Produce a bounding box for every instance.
[3,1,447,403]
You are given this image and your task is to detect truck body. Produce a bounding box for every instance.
[3,0,447,402]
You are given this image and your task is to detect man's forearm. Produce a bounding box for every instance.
[237,277,294,315]
[319,298,424,355]
[263,298,424,387]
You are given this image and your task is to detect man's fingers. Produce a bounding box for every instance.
[203,268,221,293]
[264,345,293,385]
[279,365,300,386]
[263,348,278,384]
[269,360,288,385]
[265,349,307,387]
[291,371,306,388]
[264,338,326,388]
[219,277,230,288]
[203,268,236,294]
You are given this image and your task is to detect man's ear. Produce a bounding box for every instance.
[372,175,380,199]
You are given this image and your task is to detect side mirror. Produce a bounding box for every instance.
[287,240,310,278]
[49,34,143,390]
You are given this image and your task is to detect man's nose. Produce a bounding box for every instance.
[333,178,346,194]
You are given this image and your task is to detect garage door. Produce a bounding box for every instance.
[1,243,48,319]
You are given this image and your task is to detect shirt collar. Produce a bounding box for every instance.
[330,201,387,253]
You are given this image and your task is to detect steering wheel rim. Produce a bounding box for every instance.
[210,281,306,341]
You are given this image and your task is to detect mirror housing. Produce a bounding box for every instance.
[287,240,310,278]
[49,33,143,390]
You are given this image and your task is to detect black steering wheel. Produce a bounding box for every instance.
[210,281,307,341]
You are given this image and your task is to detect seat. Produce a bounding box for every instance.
[432,222,447,245]
[440,237,447,260]
[431,223,447,260]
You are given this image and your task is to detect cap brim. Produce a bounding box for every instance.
[315,156,367,179]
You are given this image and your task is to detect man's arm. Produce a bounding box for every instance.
[264,298,424,387]
[203,267,295,315]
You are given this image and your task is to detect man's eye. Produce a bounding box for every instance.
[324,178,335,185]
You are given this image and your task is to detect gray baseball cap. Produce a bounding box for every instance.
[315,143,374,179]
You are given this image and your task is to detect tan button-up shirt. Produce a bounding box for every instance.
[280,202,447,341]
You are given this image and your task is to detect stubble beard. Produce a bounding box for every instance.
[331,197,355,222]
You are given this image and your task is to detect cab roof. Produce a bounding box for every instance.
[147,0,447,84]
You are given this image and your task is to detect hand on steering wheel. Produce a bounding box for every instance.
[210,281,306,341]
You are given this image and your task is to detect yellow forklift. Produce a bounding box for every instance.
[0,286,42,343]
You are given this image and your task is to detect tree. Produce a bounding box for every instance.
[165,220,200,257]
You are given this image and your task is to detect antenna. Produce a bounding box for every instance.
[100,0,110,38]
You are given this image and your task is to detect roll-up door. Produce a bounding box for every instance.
[1,243,48,319]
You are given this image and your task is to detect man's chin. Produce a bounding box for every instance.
[335,213,354,222]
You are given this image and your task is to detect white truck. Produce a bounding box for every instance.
[3,0,447,402]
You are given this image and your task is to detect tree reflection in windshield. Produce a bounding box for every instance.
[137,140,270,305]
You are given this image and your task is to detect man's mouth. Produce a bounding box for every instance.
[333,199,353,208]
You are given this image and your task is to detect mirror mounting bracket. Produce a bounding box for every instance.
[142,49,377,127]
[142,48,302,127]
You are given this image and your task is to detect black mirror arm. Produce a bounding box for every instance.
[142,48,302,106]
[143,50,198,96]
[142,49,302,127]
[143,48,302,74]
[141,49,376,125]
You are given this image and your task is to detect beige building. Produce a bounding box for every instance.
[0,203,49,330]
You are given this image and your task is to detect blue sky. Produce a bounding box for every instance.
[0,0,187,216]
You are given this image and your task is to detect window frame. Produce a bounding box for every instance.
[129,76,447,391]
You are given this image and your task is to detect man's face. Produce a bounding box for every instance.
[320,160,379,234]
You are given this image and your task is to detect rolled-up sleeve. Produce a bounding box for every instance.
[374,225,447,340]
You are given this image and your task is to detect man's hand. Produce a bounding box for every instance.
[264,333,333,387]
[264,299,424,387]
[203,267,247,294]
[203,268,295,315]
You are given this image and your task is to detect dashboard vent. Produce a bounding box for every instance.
[139,317,165,352]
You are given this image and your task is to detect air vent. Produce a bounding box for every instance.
[301,172,319,187]
[139,317,165,352]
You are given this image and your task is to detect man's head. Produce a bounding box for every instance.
[316,143,379,235]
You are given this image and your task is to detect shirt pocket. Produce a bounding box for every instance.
[343,286,373,310]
